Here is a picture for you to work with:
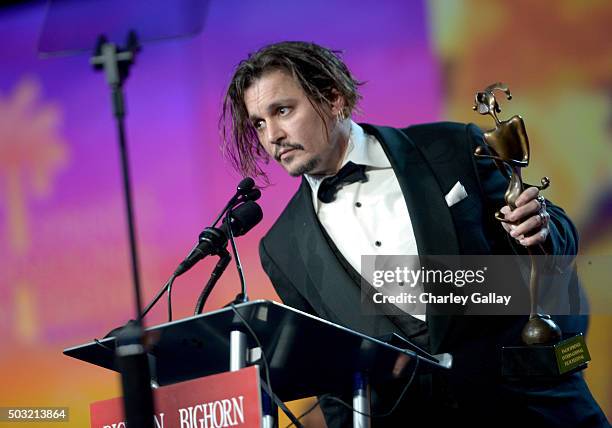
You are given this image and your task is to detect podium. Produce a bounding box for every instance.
[65,300,451,427]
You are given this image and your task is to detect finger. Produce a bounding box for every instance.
[510,213,547,239]
[499,205,511,222]
[505,199,541,223]
[518,227,549,247]
[515,186,539,207]
[499,206,515,233]
[500,205,511,216]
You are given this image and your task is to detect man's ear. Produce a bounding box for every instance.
[329,89,346,116]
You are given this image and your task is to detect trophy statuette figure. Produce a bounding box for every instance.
[472,83,590,377]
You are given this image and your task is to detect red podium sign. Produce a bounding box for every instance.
[90,366,262,428]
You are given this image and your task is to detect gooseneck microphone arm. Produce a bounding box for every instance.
[226,207,248,304]
[139,199,263,321]
[139,227,229,321]
[194,248,232,315]
[138,228,226,321]
[140,272,177,322]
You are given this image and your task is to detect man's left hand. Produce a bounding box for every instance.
[499,187,550,247]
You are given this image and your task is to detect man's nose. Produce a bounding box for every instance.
[266,120,286,145]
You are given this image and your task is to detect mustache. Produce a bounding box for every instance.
[274,142,304,161]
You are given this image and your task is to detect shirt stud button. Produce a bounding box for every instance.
[375,241,381,247]
[355,202,362,207]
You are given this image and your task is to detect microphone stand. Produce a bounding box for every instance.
[225,209,248,370]
[91,32,154,428]
[221,208,281,428]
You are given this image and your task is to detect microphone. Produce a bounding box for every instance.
[213,177,259,226]
[237,177,255,193]
[242,188,261,202]
[174,201,263,276]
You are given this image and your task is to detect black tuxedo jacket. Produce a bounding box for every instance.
[259,122,605,427]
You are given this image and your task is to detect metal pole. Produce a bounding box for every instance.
[353,372,371,428]
[261,391,277,428]
[230,330,247,371]
[91,34,153,428]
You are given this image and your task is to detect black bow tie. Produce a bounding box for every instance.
[317,161,368,203]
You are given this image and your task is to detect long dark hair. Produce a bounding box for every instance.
[220,41,362,181]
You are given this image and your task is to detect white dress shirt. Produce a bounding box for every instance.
[305,121,425,320]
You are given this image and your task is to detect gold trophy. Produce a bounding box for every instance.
[473,83,590,377]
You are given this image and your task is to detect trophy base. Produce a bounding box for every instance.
[502,334,590,379]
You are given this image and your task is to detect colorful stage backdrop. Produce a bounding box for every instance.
[0,0,610,426]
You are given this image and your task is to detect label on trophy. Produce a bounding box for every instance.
[555,335,591,375]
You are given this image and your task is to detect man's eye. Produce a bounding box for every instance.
[278,107,290,116]
[254,120,265,130]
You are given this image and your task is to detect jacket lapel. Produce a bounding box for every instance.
[291,179,401,337]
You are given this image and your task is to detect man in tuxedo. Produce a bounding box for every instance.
[220,41,608,427]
